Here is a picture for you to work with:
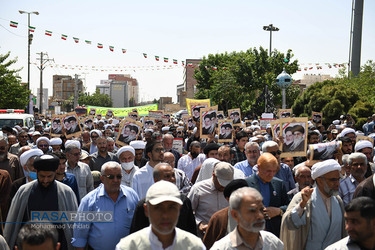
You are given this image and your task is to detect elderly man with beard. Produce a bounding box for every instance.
[211,187,283,249]
[116,146,139,187]
[280,159,347,250]
[234,142,260,177]
[116,181,204,249]
[339,153,368,206]
[282,126,295,152]
[354,140,375,177]
[4,154,78,250]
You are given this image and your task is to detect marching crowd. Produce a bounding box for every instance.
[0,112,375,250]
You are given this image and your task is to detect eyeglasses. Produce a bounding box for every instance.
[269,150,282,156]
[71,152,81,157]
[103,174,122,180]
[38,144,49,148]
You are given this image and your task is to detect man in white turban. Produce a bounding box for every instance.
[280,159,347,250]
[354,140,375,176]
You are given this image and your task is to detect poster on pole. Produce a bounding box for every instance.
[279,117,308,157]
[228,108,241,124]
[200,106,218,138]
[116,117,143,146]
[218,119,233,143]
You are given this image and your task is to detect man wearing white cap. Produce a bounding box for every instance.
[35,136,50,154]
[85,129,102,155]
[339,153,368,206]
[116,180,204,249]
[188,162,234,237]
[341,128,356,147]
[355,140,375,176]
[280,159,346,250]
[130,140,147,168]
[50,137,63,153]
[117,146,139,187]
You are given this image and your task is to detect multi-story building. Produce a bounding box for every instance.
[300,74,334,88]
[177,59,201,107]
[52,75,83,101]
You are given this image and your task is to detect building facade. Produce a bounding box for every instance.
[52,75,83,101]
[177,59,201,107]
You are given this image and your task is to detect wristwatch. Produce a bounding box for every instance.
[279,209,284,216]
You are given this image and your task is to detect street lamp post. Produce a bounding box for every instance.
[19,10,39,114]
[263,24,279,57]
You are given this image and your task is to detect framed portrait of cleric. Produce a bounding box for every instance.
[278,109,292,119]
[162,116,170,125]
[309,141,342,164]
[132,108,138,114]
[128,112,138,121]
[143,117,155,130]
[186,116,196,131]
[96,113,102,120]
[218,119,233,143]
[83,116,94,130]
[191,104,208,122]
[50,115,64,137]
[270,120,281,140]
[280,117,308,157]
[312,111,323,126]
[200,106,218,139]
[116,117,143,147]
[62,112,82,139]
[228,108,241,124]
[356,135,375,145]
[88,108,96,116]
[105,109,114,119]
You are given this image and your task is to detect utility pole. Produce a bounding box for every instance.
[263,24,279,57]
[74,74,79,108]
[36,52,54,114]
[349,0,364,77]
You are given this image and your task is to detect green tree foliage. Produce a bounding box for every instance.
[0,52,30,109]
[193,47,299,115]
[292,61,375,129]
[78,89,112,107]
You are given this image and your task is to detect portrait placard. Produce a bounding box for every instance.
[128,112,138,121]
[83,116,94,130]
[270,120,281,140]
[105,109,114,119]
[184,116,195,131]
[61,112,82,138]
[309,141,341,163]
[228,108,241,124]
[50,115,64,137]
[200,106,218,139]
[191,104,208,122]
[88,108,96,116]
[143,117,155,130]
[312,111,323,126]
[278,109,292,118]
[279,117,308,157]
[218,119,233,143]
[356,135,375,145]
[116,117,143,147]
[217,111,225,121]
[148,110,164,120]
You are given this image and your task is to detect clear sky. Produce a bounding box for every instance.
[1,0,374,103]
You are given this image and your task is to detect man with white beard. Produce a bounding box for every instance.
[211,187,283,249]
[117,146,139,187]
[290,125,305,152]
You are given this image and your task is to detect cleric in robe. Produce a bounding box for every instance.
[4,154,78,250]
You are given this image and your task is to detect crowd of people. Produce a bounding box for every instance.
[0,111,375,250]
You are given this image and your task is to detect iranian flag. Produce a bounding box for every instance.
[143,53,147,58]
[109,46,114,52]
[45,30,52,36]
[182,61,185,66]
[61,34,68,40]
[122,49,126,53]
[10,21,18,28]
[164,57,168,63]
[223,67,227,70]
[97,43,103,48]
[155,56,160,61]
[187,62,193,67]
[85,40,91,44]
[211,66,217,70]
[173,59,177,64]
[73,37,79,43]
[28,26,36,32]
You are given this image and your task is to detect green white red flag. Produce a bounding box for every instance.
[143,53,147,58]
[28,26,35,32]
[155,56,160,61]
[164,57,168,63]
[188,62,193,67]
[173,59,177,64]
[10,21,18,28]
[122,49,126,53]
[45,30,52,36]
[97,43,103,48]
[109,46,114,52]
[73,37,79,43]
[85,40,91,44]
[61,34,68,40]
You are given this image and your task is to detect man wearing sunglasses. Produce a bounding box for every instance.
[253,141,296,192]
[72,161,139,250]
[35,137,51,154]
[281,159,346,250]
[9,130,33,156]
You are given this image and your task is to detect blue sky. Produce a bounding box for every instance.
[1,0,374,103]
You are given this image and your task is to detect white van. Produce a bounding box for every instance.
[0,110,35,130]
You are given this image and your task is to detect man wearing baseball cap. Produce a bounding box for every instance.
[188,162,234,237]
[116,181,204,249]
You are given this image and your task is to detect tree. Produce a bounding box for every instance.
[0,52,30,109]
[193,47,299,115]
[78,89,112,107]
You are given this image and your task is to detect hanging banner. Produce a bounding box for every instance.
[87,104,158,117]
[186,98,211,120]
